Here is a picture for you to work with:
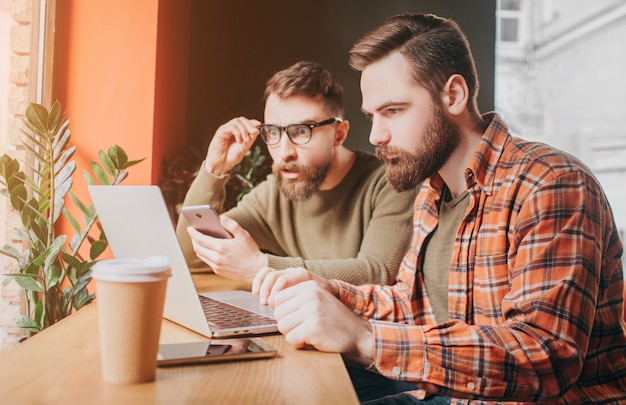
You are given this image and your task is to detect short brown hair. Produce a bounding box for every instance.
[349,13,480,114]
[263,61,345,117]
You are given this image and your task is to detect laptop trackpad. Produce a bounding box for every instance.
[201,291,275,318]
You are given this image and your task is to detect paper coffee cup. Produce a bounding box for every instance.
[93,256,171,385]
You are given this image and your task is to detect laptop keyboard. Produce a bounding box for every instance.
[198,295,275,329]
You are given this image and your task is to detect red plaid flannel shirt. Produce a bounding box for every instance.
[337,113,626,404]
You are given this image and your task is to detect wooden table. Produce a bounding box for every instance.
[0,274,358,404]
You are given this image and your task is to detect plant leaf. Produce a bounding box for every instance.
[47,100,62,131]
[21,118,44,137]
[90,161,110,185]
[22,197,45,224]
[22,210,48,244]
[22,136,47,160]
[98,150,116,177]
[9,183,27,212]
[108,145,128,168]
[73,270,93,295]
[68,233,81,252]
[89,240,108,260]
[124,157,145,169]
[51,121,71,157]
[74,290,95,310]
[25,103,49,135]
[54,175,73,202]
[0,155,20,181]
[53,147,75,176]
[12,274,44,292]
[43,235,66,270]
[54,161,76,192]
[14,315,40,333]
[34,299,44,324]
[113,170,128,184]
[82,170,95,186]
[0,244,23,261]
[45,262,62,288]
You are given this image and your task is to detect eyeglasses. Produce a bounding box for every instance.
[257,117,342,145]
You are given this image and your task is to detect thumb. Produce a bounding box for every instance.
[219,215,241,237]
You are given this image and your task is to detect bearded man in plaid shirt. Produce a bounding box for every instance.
[253,13,626,405]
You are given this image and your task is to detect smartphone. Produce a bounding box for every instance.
[157,338,277,366]
[181,205,233,239]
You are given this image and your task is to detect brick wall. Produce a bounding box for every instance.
[0,0,31,354]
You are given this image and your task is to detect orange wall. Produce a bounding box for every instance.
[53,0,190,187]
[54,0,159,188]
[52,0,190,255]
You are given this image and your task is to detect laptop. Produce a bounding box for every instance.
[88,185,278,338]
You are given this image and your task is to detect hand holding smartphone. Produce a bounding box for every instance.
[181,205,233,239]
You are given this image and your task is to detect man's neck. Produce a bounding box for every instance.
[439,115,486,198]
[320,147,355,190]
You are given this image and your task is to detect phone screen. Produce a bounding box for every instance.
[157,338,276,366]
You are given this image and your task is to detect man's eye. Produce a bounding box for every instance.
[294,126,309,136]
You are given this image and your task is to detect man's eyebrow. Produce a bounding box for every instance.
[362,101,409,115]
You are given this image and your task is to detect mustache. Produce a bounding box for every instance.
[375,145,410,163]
[272,161,305,172]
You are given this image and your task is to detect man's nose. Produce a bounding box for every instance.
[368,118,390,146]
[277,132,297,160]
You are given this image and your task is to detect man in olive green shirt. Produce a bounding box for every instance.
[176,61,415,285]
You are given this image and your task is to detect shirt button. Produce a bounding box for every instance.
[467,382,475,390]
[392,366,401,377]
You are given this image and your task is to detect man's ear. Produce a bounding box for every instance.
[441,74,469,116]
[334,119,350,146]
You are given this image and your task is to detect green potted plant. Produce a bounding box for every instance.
[0,101,143,335]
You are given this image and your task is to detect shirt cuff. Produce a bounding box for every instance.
[370,320,428,382]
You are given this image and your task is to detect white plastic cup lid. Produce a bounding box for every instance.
[92,256,172,283]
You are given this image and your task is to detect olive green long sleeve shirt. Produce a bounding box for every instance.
[175,151,415,285]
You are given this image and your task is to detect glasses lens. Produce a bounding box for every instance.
[286,125,311,145]
[259,125,281,144]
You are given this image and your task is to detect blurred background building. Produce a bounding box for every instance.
[495,0,626,239]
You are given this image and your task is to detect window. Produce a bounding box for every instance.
[500,0,521,10]
[497,0,524,47]
[500,17,519,42]
[0,0,54,353]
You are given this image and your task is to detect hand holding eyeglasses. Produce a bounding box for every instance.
[204,116,262,176]
[204,116,344,177]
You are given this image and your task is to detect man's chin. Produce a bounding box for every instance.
[277,179,309,201]
[386,166,423,193]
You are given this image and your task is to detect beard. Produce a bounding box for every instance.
[273,160,330,201]
[376,104,461,192]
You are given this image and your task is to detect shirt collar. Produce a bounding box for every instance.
[426,112,510,197]
[465,112,510,196]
